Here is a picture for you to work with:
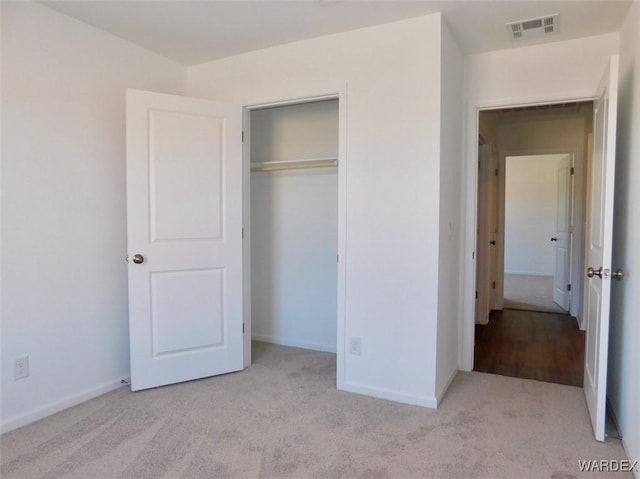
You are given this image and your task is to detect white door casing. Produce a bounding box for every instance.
[476,144,491,325]
[583,56,619,442]
[493,150,505,312]
[553,155,574,311]
[488,146,501,311]
[126,89,244,391]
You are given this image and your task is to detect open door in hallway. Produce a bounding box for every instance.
[583,56,619,442]
[553,155,574,311]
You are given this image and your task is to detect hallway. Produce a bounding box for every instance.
[474,309,585,387]
[503,274,566,314]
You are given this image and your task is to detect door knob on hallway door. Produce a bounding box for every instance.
[587,266,603,278]
[132,254,145,264]
[611,269,624,281]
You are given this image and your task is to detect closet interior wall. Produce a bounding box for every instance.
[250,99,339,353]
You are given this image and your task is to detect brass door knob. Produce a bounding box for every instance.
[132,254,145,264]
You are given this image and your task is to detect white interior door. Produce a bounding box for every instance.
[126,89,243,391]
[553,155,573,310]
[583,56,618,441]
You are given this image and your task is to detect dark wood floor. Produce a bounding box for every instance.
[474,308,585,387]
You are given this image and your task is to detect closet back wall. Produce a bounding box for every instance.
[250,100,338,352]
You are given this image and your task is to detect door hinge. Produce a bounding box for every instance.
[242,131,245,142]
[570,167,575,175]
[243,323,245,333]
[495,168,498,176]
[492,281,496,289]
[337,254,339,263]
[475,291,478,299]
[567,284,572,291]
[242,227,244,239]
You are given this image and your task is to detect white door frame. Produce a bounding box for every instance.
[475,143,493,325]
[241,90,348,388]
[461,95,593,371]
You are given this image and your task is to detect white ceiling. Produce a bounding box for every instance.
[40,0,632,66]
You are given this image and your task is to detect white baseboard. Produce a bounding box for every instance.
[436,367,459,406]
[251,334,336,354]
[339,380,437,408]
[622,439,640,479]
[504,271,554,277]
[1,379,127,434]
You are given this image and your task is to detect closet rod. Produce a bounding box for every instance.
[250,157,338,173]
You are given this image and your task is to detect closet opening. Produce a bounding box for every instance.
[243,97,341,366]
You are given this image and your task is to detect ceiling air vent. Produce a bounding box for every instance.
[506,14,559,41]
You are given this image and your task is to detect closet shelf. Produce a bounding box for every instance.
[251,157,338,173]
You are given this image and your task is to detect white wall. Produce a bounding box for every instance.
[436,19,463,401]
[250,100,338,163]
[609,0,640,471]
[189,14,445,406]
[250,101,338,352]
[1,2,186,432]
[466,33,619,104]
[504,154,567,276]
[461,33,620,370]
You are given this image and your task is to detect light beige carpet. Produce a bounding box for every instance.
[504,274,566,314]
[1,342,630,479]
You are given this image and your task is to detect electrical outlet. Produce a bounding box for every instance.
[14,356,29,380]
[349,337,361,356]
